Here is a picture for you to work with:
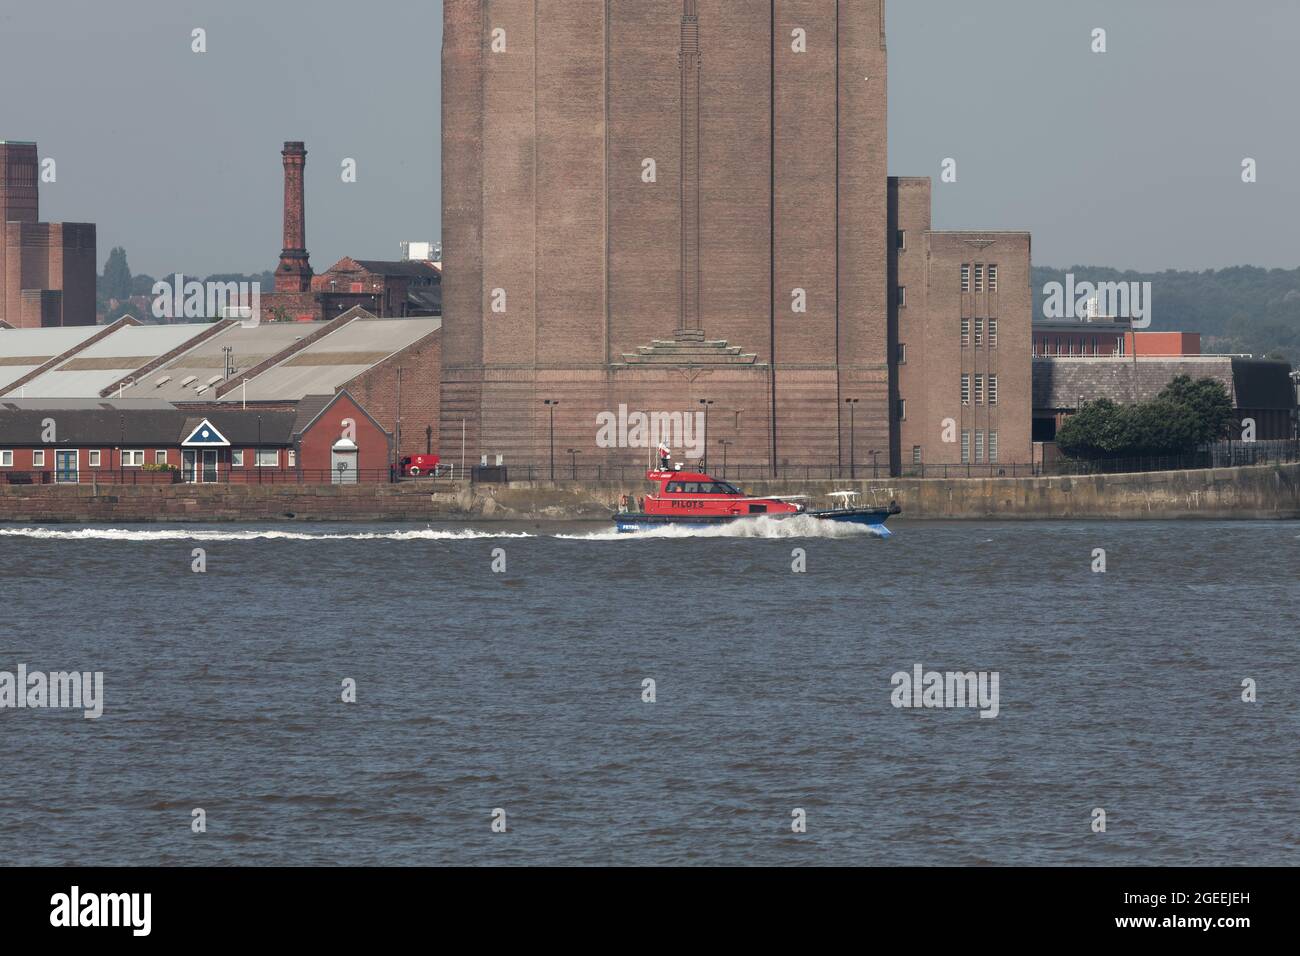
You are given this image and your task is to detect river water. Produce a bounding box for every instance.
[1,518,1296,866]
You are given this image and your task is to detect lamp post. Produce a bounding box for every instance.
[567,448,580,479]
[544,400,560,480]
[844,398,859,479]
[718,438,733,478]
[870,448,880,479]
[699,399,714,470]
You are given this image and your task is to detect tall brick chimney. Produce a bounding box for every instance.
[275,140,312,292]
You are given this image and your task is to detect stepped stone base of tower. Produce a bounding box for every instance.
[439,361,892,475]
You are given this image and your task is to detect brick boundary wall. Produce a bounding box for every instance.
[0,464,1296,522]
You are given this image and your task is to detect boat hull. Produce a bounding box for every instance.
[613,507,898,535]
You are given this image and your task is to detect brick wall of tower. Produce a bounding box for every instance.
[0,143,40,326]
[440,0,486,466]
[837,0,891,469]
[890,177,932,467]
[439,1,908,473]
[895,226,1033,469]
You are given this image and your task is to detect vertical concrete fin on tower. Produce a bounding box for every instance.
[677,0,702,341]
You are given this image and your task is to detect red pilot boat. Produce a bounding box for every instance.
[613,469,901,535]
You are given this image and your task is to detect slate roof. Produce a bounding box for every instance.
[1033,356,1295,410]
[0,402,299,446]
[352,260,442,281]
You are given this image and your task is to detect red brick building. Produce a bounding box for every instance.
[0,141,97,329]
[312,258,441,317]
[1032,319,1202,358]
[441,0,1032,475]
[0,392,394,485]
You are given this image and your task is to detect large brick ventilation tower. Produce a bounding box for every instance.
[275,141,313,293]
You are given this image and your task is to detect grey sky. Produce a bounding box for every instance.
[2,0,1295,276]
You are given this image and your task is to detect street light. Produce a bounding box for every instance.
[699,399,714,470]
[566,448,580,479]
[718,438,733,478]
[543,400,560,480]
[844,398,860,479]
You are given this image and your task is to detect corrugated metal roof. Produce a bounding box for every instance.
[237,318,439,401]
[0,326,104,392]
[9,324,213,398]
[145,321,331,402]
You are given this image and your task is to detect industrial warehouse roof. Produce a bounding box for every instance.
[0,325,105,393]
[0,400,299,446]
[1032,356,1296,410]
[233,317,440,402]
[0,312,438,405]
[137,320,331,402]
[7,324,213,399]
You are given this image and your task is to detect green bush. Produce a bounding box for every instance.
[1057,376,1233,460]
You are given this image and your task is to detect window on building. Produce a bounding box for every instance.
[1116,337,1125,356]
[897,286,907,308]
[961,374,971,405]
[974,265,984,292]
[989,320,998,349]
[123,450,144,467]
[897,343,907,365]
[912,446,922,465]
[961,318,970,348]
[89,450,101,468]
[1032,337,1039,357]
[989,431,999,463]
[897,229,906,251]
[155,450,168,465]
[989,375,999,406]
[974,374,985,405]
[33,450,45,467]
[256,449,279,468]
[897,399,907,421]
[974,320,984,348]
[961,430,971,463]
[961,264,971,292]
[0,451,11,467]
[1092,335,1099,355]
[988,265,998,292]
[288,450,297,468]
[975,430,985,463]
[232,450,245,468]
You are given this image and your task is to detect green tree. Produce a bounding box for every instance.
[1156,375,1234,444]
[1057,376,1234,461]
[101,247,133,301]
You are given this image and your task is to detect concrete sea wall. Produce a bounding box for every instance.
[1,463,1298,523]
